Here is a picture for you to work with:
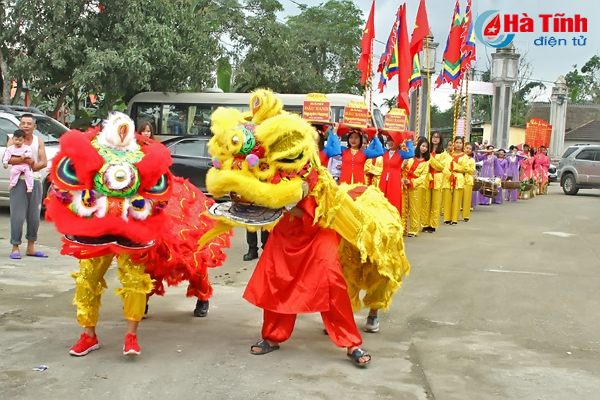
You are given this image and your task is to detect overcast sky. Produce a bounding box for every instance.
[278,0,600,110]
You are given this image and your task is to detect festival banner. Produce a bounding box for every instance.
[302,93,331,123]
[384,108,407,131]
[343,101,369,128]
[525,118,551,148]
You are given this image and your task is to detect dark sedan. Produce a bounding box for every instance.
[162,136,212,193]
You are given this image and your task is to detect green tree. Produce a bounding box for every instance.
[233,0,363,94]
[1,0,237,115]
[430,104,455,129]
[380,96,397,113]
[565,55,600,104]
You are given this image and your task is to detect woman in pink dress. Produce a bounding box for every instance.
[534,146,551,194]
[519,148,537,182]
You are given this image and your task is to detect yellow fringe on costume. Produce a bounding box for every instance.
[312,168,410,311]
[204,88,410,312]
[72,255,113,327]
[115,254,154,322]
[72,254,154,326]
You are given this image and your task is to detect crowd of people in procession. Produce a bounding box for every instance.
[3,110,552,369]
[316,123,553,238]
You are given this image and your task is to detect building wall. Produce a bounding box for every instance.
[528,102,600,132]
[480,123,525,147]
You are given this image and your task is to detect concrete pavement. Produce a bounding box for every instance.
[1,185,599,400]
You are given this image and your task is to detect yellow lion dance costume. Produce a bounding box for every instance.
[199,90,410,312]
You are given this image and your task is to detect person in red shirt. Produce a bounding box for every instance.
[244,197,371,367]
[378,132,415,214]
[338,130,384,184]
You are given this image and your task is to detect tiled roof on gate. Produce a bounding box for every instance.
[564,119,600,141]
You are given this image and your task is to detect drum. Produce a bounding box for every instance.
[479,180,499,198]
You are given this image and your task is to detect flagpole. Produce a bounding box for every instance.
[452,89,459,141]
[368,36,373,127]
[426,37,431,141]
[464,69,470,138]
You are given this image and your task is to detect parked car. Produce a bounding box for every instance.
[0,106,69,205]
[162,136,213,193]
[548,164,557,182]
[557,144,600,195]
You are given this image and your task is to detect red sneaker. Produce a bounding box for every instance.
[123,333,140,356]
[69,333,99,356]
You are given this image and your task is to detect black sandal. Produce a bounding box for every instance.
[250,340,280,355]
[347,348,371,368]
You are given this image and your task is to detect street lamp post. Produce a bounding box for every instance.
[490,44,519,149]
[417,34,438,139]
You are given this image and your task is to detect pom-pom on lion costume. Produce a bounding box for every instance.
[199,90,410,313]
[45,112,230,356]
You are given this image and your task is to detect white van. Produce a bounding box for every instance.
[127,92,384,140]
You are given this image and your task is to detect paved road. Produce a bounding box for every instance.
[1,185,599,400]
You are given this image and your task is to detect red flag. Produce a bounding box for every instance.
[357,1,375,85]
[435,0,463,89]
[409,0,429,57]
[396,4,411,114]
[460,0,476,73]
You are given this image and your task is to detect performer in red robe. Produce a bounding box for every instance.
[243,196,370,366]
[378,134,415,213]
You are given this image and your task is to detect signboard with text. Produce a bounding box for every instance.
[302,93,331,123]
[384,113,407,131]
[343,106,369,128]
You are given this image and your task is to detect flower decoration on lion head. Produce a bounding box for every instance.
[207,90,320,211]
[45,111,173,254]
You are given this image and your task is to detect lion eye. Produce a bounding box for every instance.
[147,174,169,195]
[55,157,80,187]
[279,152,304,163]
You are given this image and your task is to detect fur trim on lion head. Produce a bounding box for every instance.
[207,90,319,209]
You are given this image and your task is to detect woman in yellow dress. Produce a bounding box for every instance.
[422,131,449,233]
[402,137,430,237]
[442,137,473,225]
[364,138,384,186]
[461,142,477,222]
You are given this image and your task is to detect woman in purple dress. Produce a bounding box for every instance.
[504,146,523,202]
[495,149,507,204]
[474,145,504,205]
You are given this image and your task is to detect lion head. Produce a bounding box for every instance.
[206,90,321,210]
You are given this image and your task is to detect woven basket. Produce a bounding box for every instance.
[501,181,520,190]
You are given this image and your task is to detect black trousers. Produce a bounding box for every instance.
[246,229,269,251]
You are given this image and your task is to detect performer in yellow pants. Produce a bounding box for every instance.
[70,254,153,356]
[404,137,430,237]
[462,142,477,222]
[443,137,471,225]
[422,132,449,233]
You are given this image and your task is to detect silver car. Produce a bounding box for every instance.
[557,144,600,195]
[0,107,68,205]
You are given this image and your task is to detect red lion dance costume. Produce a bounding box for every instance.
[45,112,230,356]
